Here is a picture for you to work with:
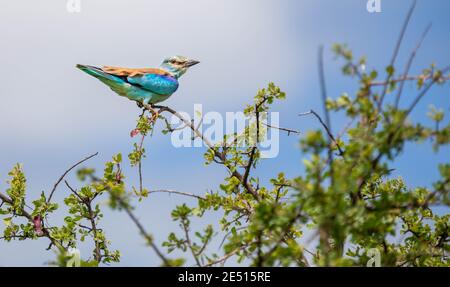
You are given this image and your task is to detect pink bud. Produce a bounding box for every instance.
[115,172,122,183]
[33,215,44,236]
[130,128,140,137]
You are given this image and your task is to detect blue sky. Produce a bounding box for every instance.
[0,0,449,266]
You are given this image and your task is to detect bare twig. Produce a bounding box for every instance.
[162,116,189,132]
[47,152,98,203]
[181,221,202,266]
[378,0,417,109]
[262,122,300,135]
[148,189,250,215]
[299,110,344,156]
[219,225,248,249]
[369,74,450,86]
[318,45,336,186]
[64,180,83,201]
[395,23,432,108]
[119,198,171,266]
[336,118,356,140]
[148,189,205,200]
[195,233,212,258]
[204,245,248,267]
[243,147,256,187]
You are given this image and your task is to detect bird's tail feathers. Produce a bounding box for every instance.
[77,64,132,97]
[76,64,124,83]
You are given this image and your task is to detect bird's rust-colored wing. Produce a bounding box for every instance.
[101,66,171,77]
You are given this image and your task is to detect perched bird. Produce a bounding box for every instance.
[77,55,199,105]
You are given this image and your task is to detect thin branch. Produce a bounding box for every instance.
[378,0,417,109]
[147,189,205,200]
[162,116,189,132]
[318,46,331,131]
[318,45,336,187]
[195,233,212,258]
[219,225,248,249]
[47,152,98,203]
[255,104,260,143]
[204,245,248,267]
[147,188,250,215]
[395,23,432,108]
[405,66,450,116]
[243,147,256,187]
[86,201,101,262]
[136,109,148,195]
[64,180,83,202]
[274,185,284,203]
[299,110,344,156]
[64,180,101,262]
[181,221,202,266]
[119,198,171,266]
[369,74,450,86]
[152,104,216,150]
[77,224,93,231]
[336,118,356,140]
[262,122,300,135]
[138,134,145,194]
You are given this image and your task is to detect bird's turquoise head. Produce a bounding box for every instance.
[160,55,200,78]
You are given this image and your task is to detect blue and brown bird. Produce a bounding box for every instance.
[76,56,199,106]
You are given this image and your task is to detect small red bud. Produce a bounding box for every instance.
[115,172,122,183]
[130,129,140,137]
[33,215,44,236]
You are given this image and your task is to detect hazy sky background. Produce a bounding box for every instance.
[0,0,449,266]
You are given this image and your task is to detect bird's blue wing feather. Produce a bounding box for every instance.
[127,73,179,95]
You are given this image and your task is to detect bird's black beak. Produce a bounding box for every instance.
[185,59,200,67]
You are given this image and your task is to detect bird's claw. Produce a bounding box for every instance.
[136,101,159,122]
[149,111,159,123]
